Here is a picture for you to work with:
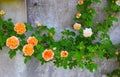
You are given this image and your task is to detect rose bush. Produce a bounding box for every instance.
[0,0,120,76]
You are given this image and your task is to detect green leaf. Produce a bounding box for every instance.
[0,16,3,26]
[48,27,55,35]
[92,0,100,2]
[62,59,68,69]
[8,50,16,59]
[78,62,85,69]
[86,63,98,72]
[38,26,48,31]
[61,29,75,36]
[77,42,85,51]
[24,56,31,64]
[110,16,118,22]
[35,35,42,42]
[0,46,2,50]
[73,51,84,60]
[24,22,33,31]
[76,5,84,11]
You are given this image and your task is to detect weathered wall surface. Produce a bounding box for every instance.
[0,0,27,77]
[0,0,120,77]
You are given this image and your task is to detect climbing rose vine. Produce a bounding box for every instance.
[0,1,120,76]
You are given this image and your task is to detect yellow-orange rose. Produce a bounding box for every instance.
[115,51,119,55]
[42,49,54,61]
[23,44,34,56]
[27,36,38,46]
[61,51,68,58]
[6,36,19,49]
[73,23,81,30]
[0,10,5,15]
[78,0,84,5]
[14,23,26,35]
[76,13,81,18]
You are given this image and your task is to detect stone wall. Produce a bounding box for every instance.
[0,0,120,77]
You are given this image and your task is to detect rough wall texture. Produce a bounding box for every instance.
[0,0,27,77]
[0,0,120,77]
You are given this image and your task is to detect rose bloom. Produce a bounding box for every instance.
[116,0,120,6]
[49,32,53,37]
[91,62,94,64]
[14,23,26,35]
[27,36,38,46]
[23,44,34,56]
[82,56,85,59]
[42,49,54,61]
[73,23,81,30]
[6,36,19,49]
[53,47,57,51]
[78,0,84,5]
[0,10,5,15]
[61,51,68,58]
[83,28,93,37]
[76,13,81,18]
[35,21,41,27]
[112,0,114,3]
[115,51,119,55]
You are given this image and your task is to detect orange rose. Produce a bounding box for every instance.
[14,23,26,35]
[6,36,19,49]
[27,36,38,46]
[61,51,68,58]
[76,13,81,18]
[73,23,81,30]
[0,10,5,15]
[115,51,119,55]
[23,44,34,56]
[78,0,84,5]
[42,49,54,61]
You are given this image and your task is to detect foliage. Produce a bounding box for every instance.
[0,0,120,75]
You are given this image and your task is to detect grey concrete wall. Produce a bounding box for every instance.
[0,0,27,77]
[0,0,120,77]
